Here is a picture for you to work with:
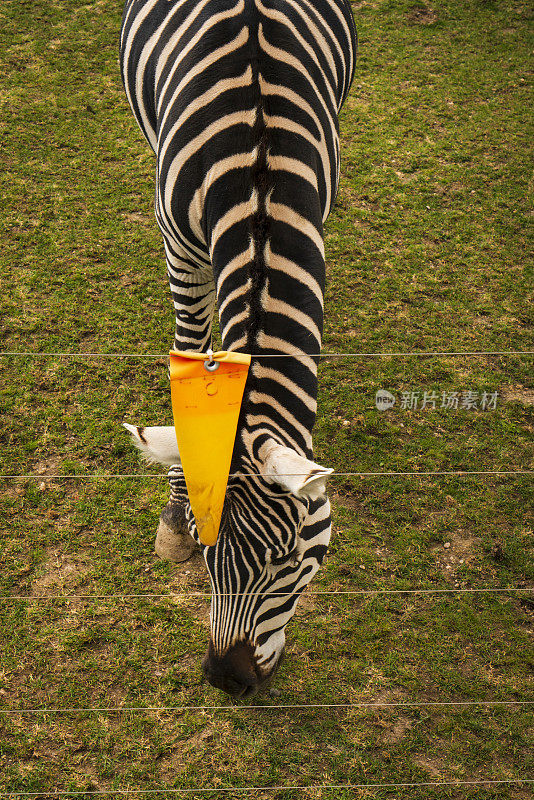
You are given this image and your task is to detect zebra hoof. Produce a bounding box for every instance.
[155,519,195,562]
[155,502,195,563]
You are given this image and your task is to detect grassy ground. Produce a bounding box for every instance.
[0,0,533,797]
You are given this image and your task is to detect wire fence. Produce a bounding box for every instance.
[2,349,531,483]
[0,778,533,796]
[2,587,532,601]
[2,347,532,796]
[2,36,532,791]
[1,349,533,359]
[1,699,533,715]
[3,470,532,480]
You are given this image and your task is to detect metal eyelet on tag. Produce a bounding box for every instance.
[204,347,219,372]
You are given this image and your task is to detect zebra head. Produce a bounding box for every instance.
[125,424,332,697]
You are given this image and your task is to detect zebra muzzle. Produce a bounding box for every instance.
[202,640,270,698]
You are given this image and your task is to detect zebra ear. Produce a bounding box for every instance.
[123,424,180,466]
[262,443,333,502]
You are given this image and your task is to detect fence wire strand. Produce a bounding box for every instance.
[2,470,532,480]
[0,778,532,796]
[2,587,532,601]
[1,349,533,359]
[1,700,532,715]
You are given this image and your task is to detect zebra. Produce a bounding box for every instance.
[120,0,356,697]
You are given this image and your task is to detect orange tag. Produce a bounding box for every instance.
[169,350,251,546]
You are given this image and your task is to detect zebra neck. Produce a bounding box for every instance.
[216,166,324,463]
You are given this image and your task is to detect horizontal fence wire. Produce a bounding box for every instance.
[1,700,532,715]
[1,349,533,359]
[2,587,532,601]
[0,778,532,796]
[2,470,532,480]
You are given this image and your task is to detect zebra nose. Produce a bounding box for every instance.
[202,640,260,698]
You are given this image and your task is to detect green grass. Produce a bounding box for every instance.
[0,0,533,797]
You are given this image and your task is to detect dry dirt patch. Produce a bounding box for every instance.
[33,457,63,477]
[381,715,413,744]
[431,530,482,578]
[413,754,444,778]
[166,549,209,595]
[166,549,211,626]
[31,546,93,596]
[501,386,534,405]
[121,211,152,225]
[407,5,438,25]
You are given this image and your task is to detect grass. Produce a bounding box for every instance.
[0,0,533,797]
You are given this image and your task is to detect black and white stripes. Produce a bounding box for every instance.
[121,0,356,695]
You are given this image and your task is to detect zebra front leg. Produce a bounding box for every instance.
[155,498,195,563]
[157,247,216,558]
[164,239,216,352]
[124,424,197,563]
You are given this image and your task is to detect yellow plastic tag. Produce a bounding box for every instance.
[169,350,251,546]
